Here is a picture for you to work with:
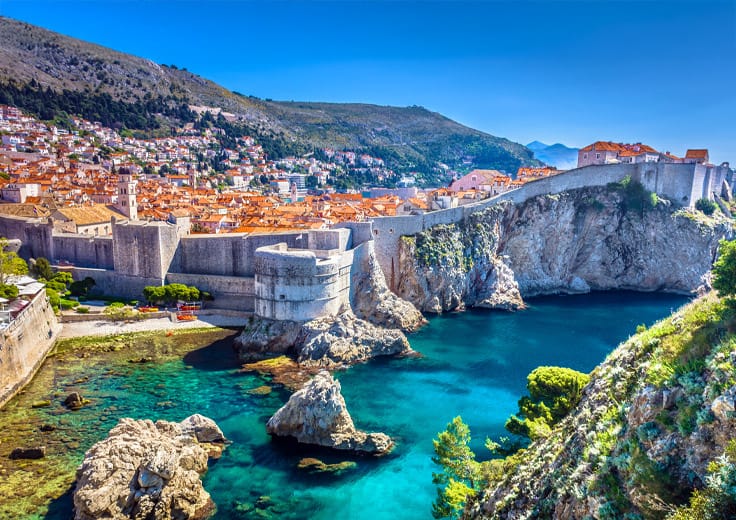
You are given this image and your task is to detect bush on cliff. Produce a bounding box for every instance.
[713,239,736,302]
[505,366,590,440]
[0,237,28,285]
[696,198,718,216]
[610,175,659,213]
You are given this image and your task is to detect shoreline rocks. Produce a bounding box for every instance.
[266,371,393,455]
[73,414,226,520]
[235,310,414,369]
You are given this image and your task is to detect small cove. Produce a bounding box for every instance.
[0,291,689,519]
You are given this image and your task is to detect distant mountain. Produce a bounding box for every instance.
[0,17,540,185]
[526,141,579,170]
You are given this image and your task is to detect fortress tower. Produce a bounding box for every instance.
[115,169,138,220]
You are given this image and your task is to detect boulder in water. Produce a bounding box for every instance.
[73,414,226,520]
[266,371,393,455]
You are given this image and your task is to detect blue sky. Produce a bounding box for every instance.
[0,0,734,163]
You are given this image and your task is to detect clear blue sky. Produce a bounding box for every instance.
[1,0,734,163]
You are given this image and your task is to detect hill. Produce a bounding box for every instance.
[0,17,538,185]
[527,140,579,170]
[466,290,736,518]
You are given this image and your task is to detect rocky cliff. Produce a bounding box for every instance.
[466,292,736,519]
[397,185,734,313]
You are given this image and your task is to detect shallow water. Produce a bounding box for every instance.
[1,292,688,519]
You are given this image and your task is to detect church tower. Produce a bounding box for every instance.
[116,169,138,220]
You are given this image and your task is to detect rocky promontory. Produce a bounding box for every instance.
[234,309,414,369]
[266,371,393,454]
[398,185,734,313]
[73,414,226,520]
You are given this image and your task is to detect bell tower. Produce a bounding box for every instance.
[116,169,138,220]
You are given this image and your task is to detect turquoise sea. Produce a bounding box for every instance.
[34,291,687,519]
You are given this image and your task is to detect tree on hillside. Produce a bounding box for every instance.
[32,257,54,280]
[0,237,28,285]
[713,239,736,301]
[432,416,482,519]
[505,366,590,440]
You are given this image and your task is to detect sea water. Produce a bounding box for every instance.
[12,292,687,519]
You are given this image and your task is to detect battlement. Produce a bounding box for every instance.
[0,161,728,317]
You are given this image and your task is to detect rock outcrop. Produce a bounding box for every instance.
[398,186,733,313]
[234,310,414,369]
[266,371,393,454]
[297,310,412,368]
[351,241,426,331]
[73,414,226,520]
[466,293,736,519]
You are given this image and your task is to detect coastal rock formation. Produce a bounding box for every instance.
[266,371,393,454]
[297,310,412,369]
[351,242,426,331]
[466,293,736,519]
[73,414,226,520]
[398,185,733,313]
[234,310,413,369]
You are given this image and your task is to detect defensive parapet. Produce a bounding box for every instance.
[253,242,353,321]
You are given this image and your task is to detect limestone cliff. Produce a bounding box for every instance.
[351,241,427,331]
[397,185,734,313]
[466,293,736,519]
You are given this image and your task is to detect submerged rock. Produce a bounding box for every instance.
[297,457,357,474]
[73,414,226,520]
[64,392,87,410]
[266,371,393,455]
[9,446,46,459]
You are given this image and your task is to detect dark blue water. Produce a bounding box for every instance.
[25,291,687,520]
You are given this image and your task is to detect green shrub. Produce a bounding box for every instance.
[695,198,718,216]
[0,283,18,299]
[505,366,590,440]
[75,306,90,314]
[59,298,80,310]
[46,287,60,311]
[713,240,736,300]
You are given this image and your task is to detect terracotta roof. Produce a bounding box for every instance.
[0,203,50,218]
[685,149,708,159]
[53,204,126,226]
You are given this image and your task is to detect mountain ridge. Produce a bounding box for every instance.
[0,16,539,184]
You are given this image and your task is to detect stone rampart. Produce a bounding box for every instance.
[370,162,729,290]
[0,290,61,408]
[166,272,255,312]
[253,243,352,321]
[53,234,114,269]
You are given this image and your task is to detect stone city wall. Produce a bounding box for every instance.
[253,243,353,321]
[0,290,61,408]
[370,162,726,289]
[166,272,255,312]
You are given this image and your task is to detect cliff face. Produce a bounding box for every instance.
[397,186,734,313]
[466,293,736,519]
